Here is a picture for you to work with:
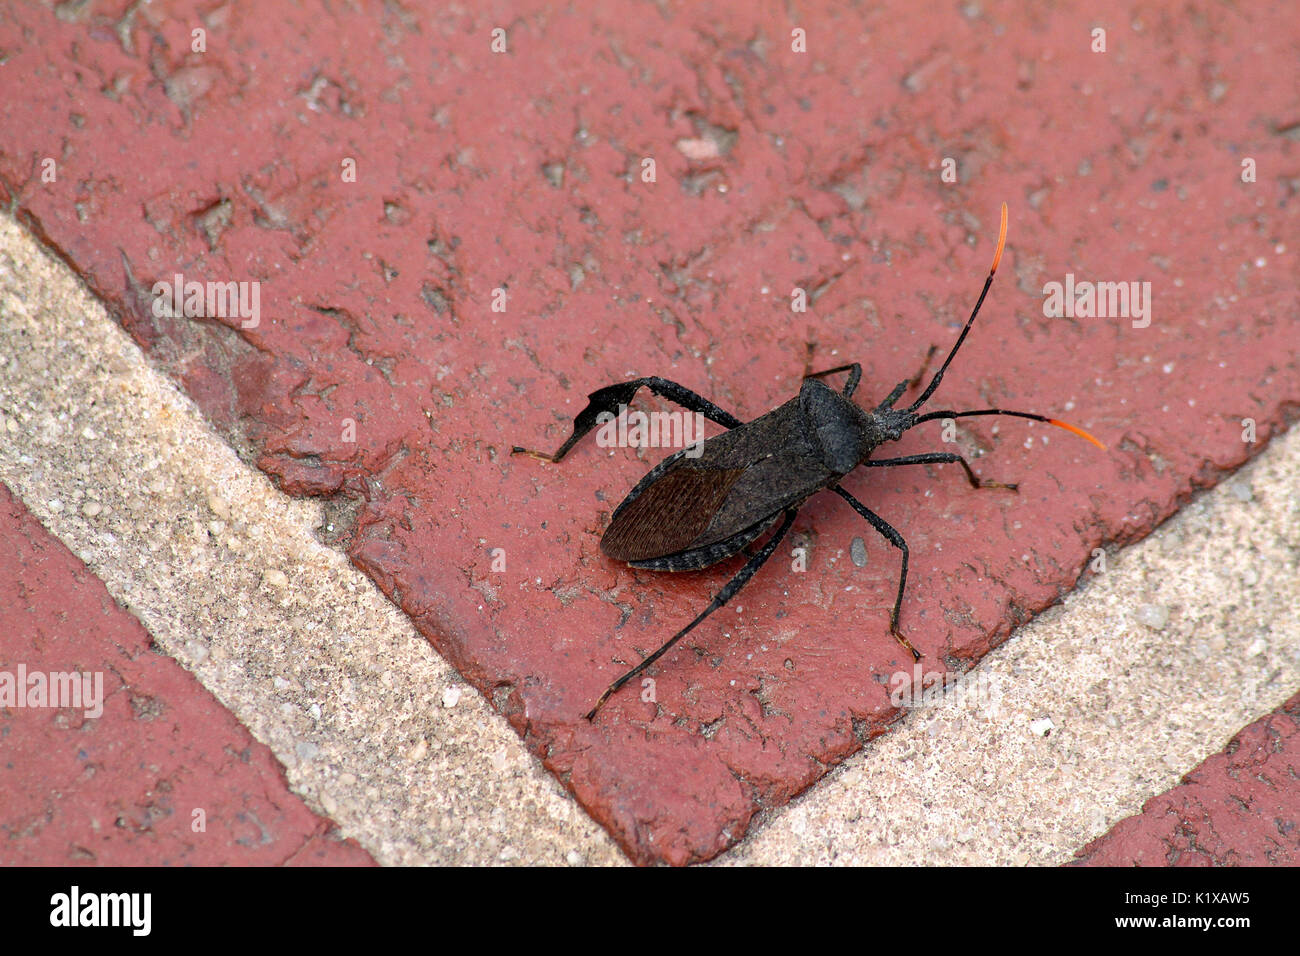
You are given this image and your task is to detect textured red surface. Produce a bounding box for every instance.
[0,484,373,866]
[1073,693,1300,866]
[2,2,1297,863]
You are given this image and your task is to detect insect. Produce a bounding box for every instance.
[513,204,1104,720]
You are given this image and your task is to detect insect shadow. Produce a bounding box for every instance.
[514,204,1104,720]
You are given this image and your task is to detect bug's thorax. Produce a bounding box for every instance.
[799,378,915,474]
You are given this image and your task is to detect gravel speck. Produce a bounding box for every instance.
[1136,603,1170,629]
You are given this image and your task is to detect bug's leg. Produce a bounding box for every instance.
[879,378,910,407]
[586,509,798,721]
[830,486,920,661]
[803,362,862,398]
[907,344,940,390]
[803,342,863,396]
[879,344,941,408]
[863,452,1018,491]
[511,377,743,463]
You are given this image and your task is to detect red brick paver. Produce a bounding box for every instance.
[1074,693,1300,866]
[2,2,1297,863]
[0,483,373,865]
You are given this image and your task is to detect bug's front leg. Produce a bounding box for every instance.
[511,377,742,463]
[879,344,940,408]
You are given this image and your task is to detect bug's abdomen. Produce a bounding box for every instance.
[623,513,780,572]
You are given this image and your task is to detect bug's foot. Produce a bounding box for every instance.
[585,684,616,721]
[511,445,556,462]
[974,478,1019,492]
[890,622,922,661]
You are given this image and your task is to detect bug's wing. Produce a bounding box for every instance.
[601,447,836,563]
[600,464,748,562]
[600,397,844,564]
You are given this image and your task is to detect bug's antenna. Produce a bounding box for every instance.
[907,202,1007,413]
[914,408,1106,449]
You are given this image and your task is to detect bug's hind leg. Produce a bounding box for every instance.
[831,486,920,661]
[512,377,742,463]
[586,509,798,720]
[864,451,1018,491]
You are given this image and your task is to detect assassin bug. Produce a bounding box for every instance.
[513,204,1104,720]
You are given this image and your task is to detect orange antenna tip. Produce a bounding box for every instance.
[1047,418,1106,451]
[990,202,1008,275]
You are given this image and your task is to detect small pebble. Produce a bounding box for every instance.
[207,492,231,520]
[1029,716,1054,737]
[1136,604,1170,630]
[442,685,463,708]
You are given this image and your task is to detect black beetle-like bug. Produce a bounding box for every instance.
[514,204,1103,719]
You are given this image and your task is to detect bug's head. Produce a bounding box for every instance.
[869,404,920,446]
[851,361,927,449]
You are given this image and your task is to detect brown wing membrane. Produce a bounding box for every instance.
[600,465,747,562]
